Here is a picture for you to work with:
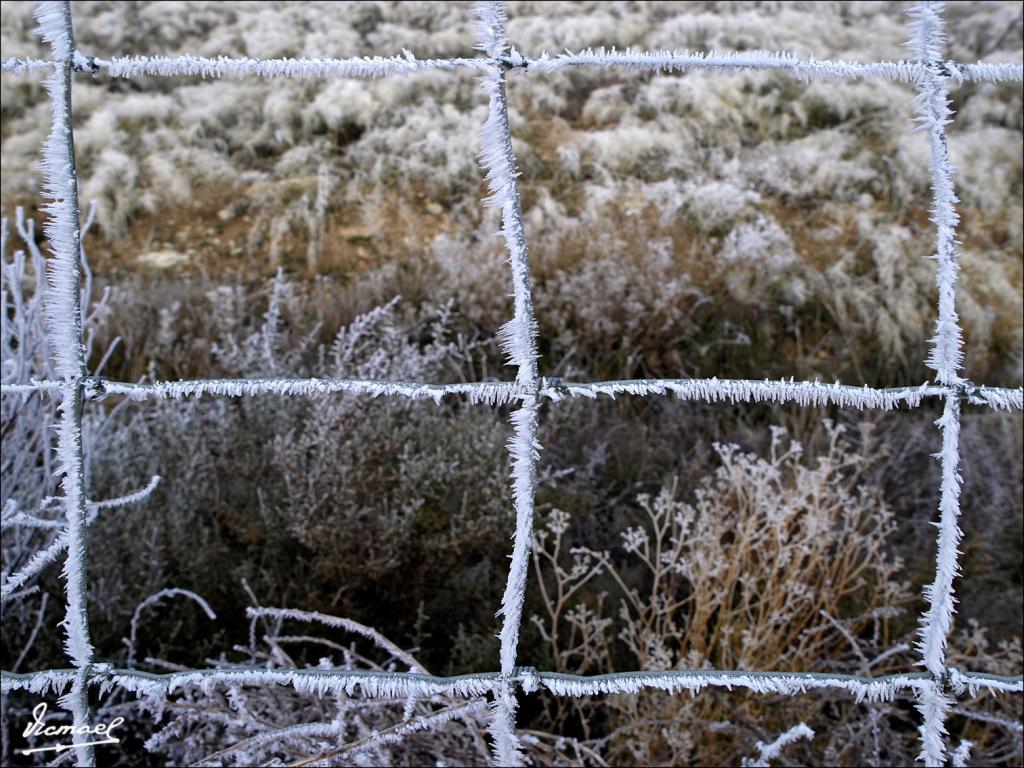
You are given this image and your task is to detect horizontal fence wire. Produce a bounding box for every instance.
[0,1,1022,766]
[4,50,1022,84]
[3,376,1024,410]
[2,667,1021,701]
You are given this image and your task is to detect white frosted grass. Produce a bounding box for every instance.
[127,589,217,669]
[949,739,972,768]
[744,722,814,767]
[338,699,488,764]
[90,474,161,510]
[192,722,340,768]
[950,706,1024,733]
[245,607,426,674]
[2,526,79,604]
[1,508,64,531]
[0,476,160,605]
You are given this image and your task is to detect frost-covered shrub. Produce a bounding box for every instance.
[717,214,805,304]
[534,235,706,370]
[1,207,124,649]
[2,1,1018,385]
[678,178,762,233]
[137,607,496,767]
[80,271,511,667]
[530,422,1022,766]
[267,298,511,581]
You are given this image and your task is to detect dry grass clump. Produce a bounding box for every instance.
[529,422,1020,766]
[136,604,497,768]
[2,2,1020,387]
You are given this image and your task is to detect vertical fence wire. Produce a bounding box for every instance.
[474,4,541,764]
[33,2,95,766]
[909,3,969,765]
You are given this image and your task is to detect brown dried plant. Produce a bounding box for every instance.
[531,422,921,765]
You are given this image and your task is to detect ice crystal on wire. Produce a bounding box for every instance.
[917,396,964,678]
[1,476,160,603]
[99,52,485,80]
[30,7,101,766]
[473,4,540,765]
[905,5,972,766]
[36,8,84,382]
[908,1,965,385]
[472,1,509,59]
[32,1,70,61]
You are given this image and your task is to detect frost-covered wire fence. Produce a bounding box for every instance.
[0,1,1022,766]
